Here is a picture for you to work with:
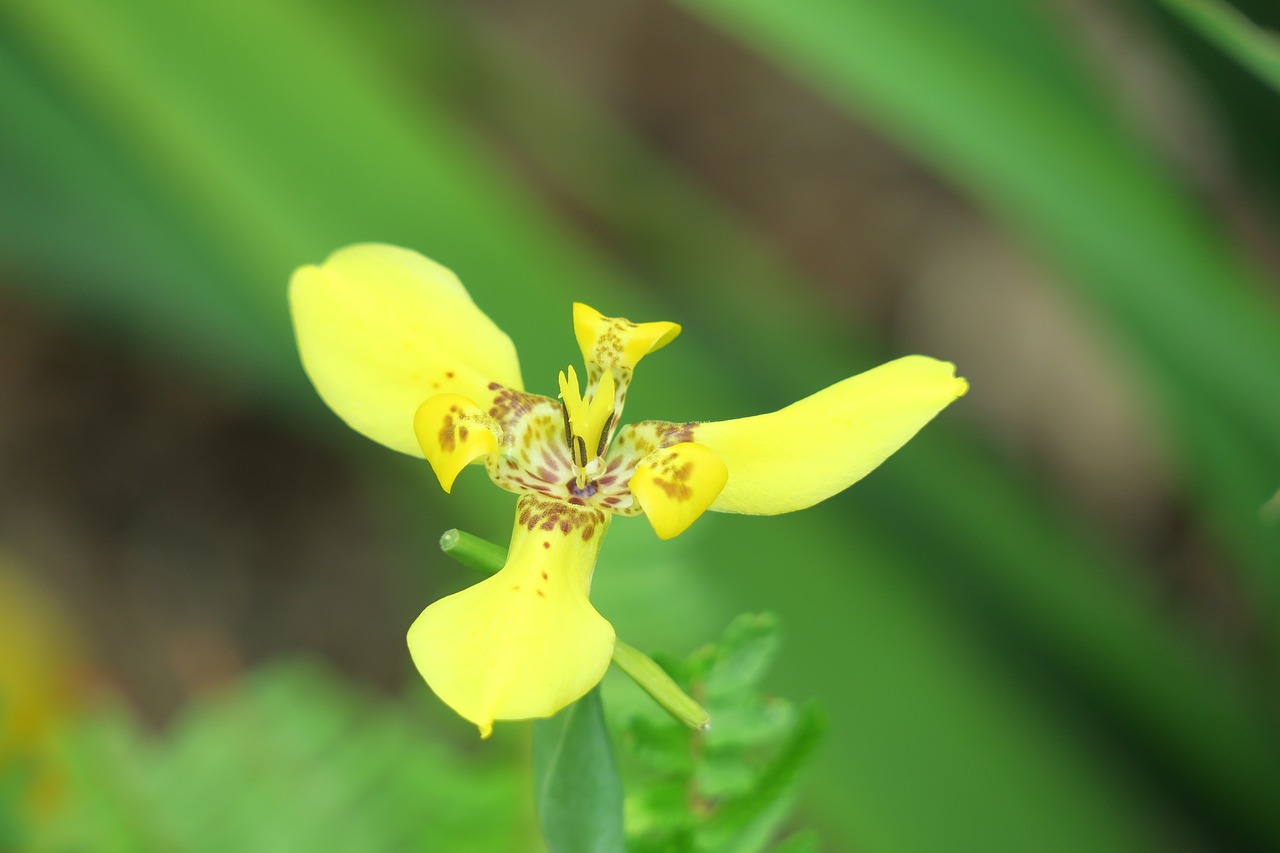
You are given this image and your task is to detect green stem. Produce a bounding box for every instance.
[612,640,710,731]
[438,528,506,574]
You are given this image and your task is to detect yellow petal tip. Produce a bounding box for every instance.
[573,303,681,372]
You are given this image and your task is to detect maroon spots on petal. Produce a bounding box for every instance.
[541,571,548,579]
[438,415,456,452]
[446,371,455,378]
[653,476,692,502]
[536,589,545,598]
[515,494,607,535]
[458,425,469,442]
[542,541,550,549]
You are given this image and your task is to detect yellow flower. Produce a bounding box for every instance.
[289,244,968,737]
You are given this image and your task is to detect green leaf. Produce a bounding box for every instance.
[702,613,780,698]
[768,829,820,853]
[703,705,825,852]
[1160,0,1280,93]
[617,614,820,852]
[33,663,527,852]
[533,688,625,853]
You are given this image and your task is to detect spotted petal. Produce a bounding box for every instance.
[290,244,523,456]
[573,303,681,377]
[630,442,728,539]
[406,496,615,737]
[693,356,968,515]
[572,303,680,433]
[414,394,502,493]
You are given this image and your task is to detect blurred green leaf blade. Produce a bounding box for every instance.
[674,0,1280,618]
[1160,0,1280,92]
[533,688,626,853]
[33,663,527,852]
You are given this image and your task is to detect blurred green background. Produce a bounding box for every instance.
[2,0,1280,850]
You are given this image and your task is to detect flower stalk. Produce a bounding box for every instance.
[439,528,507,575]
[611,640,711,731]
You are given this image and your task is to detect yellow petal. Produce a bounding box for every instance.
[630,442,728,539]
[406,496,615,737]
[694,356,968,515]
[414,394,501,493]
[290,244,523,456]
[573,303,681,373]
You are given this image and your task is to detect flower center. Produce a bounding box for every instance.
[558,366,616,488]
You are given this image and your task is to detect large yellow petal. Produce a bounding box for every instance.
[406,495,615,737]
[290,244,523,456]
[694,356,968,515]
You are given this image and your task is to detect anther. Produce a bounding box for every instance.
[560,400,573,450]
[596,411,615,459]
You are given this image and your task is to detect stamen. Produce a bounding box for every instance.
[596,411,616,459]
[559,399,573,450]
[556,365,619,490]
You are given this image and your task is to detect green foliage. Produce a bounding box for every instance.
[2,0,1280,850]
[534,688,626,853]
[1160,0,1280,93]
[30,664,528,852]
[617,614,822,853]
[0,756,33,851]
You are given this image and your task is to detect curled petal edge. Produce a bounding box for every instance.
[630,442,728,540]
[414,394,501,493]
